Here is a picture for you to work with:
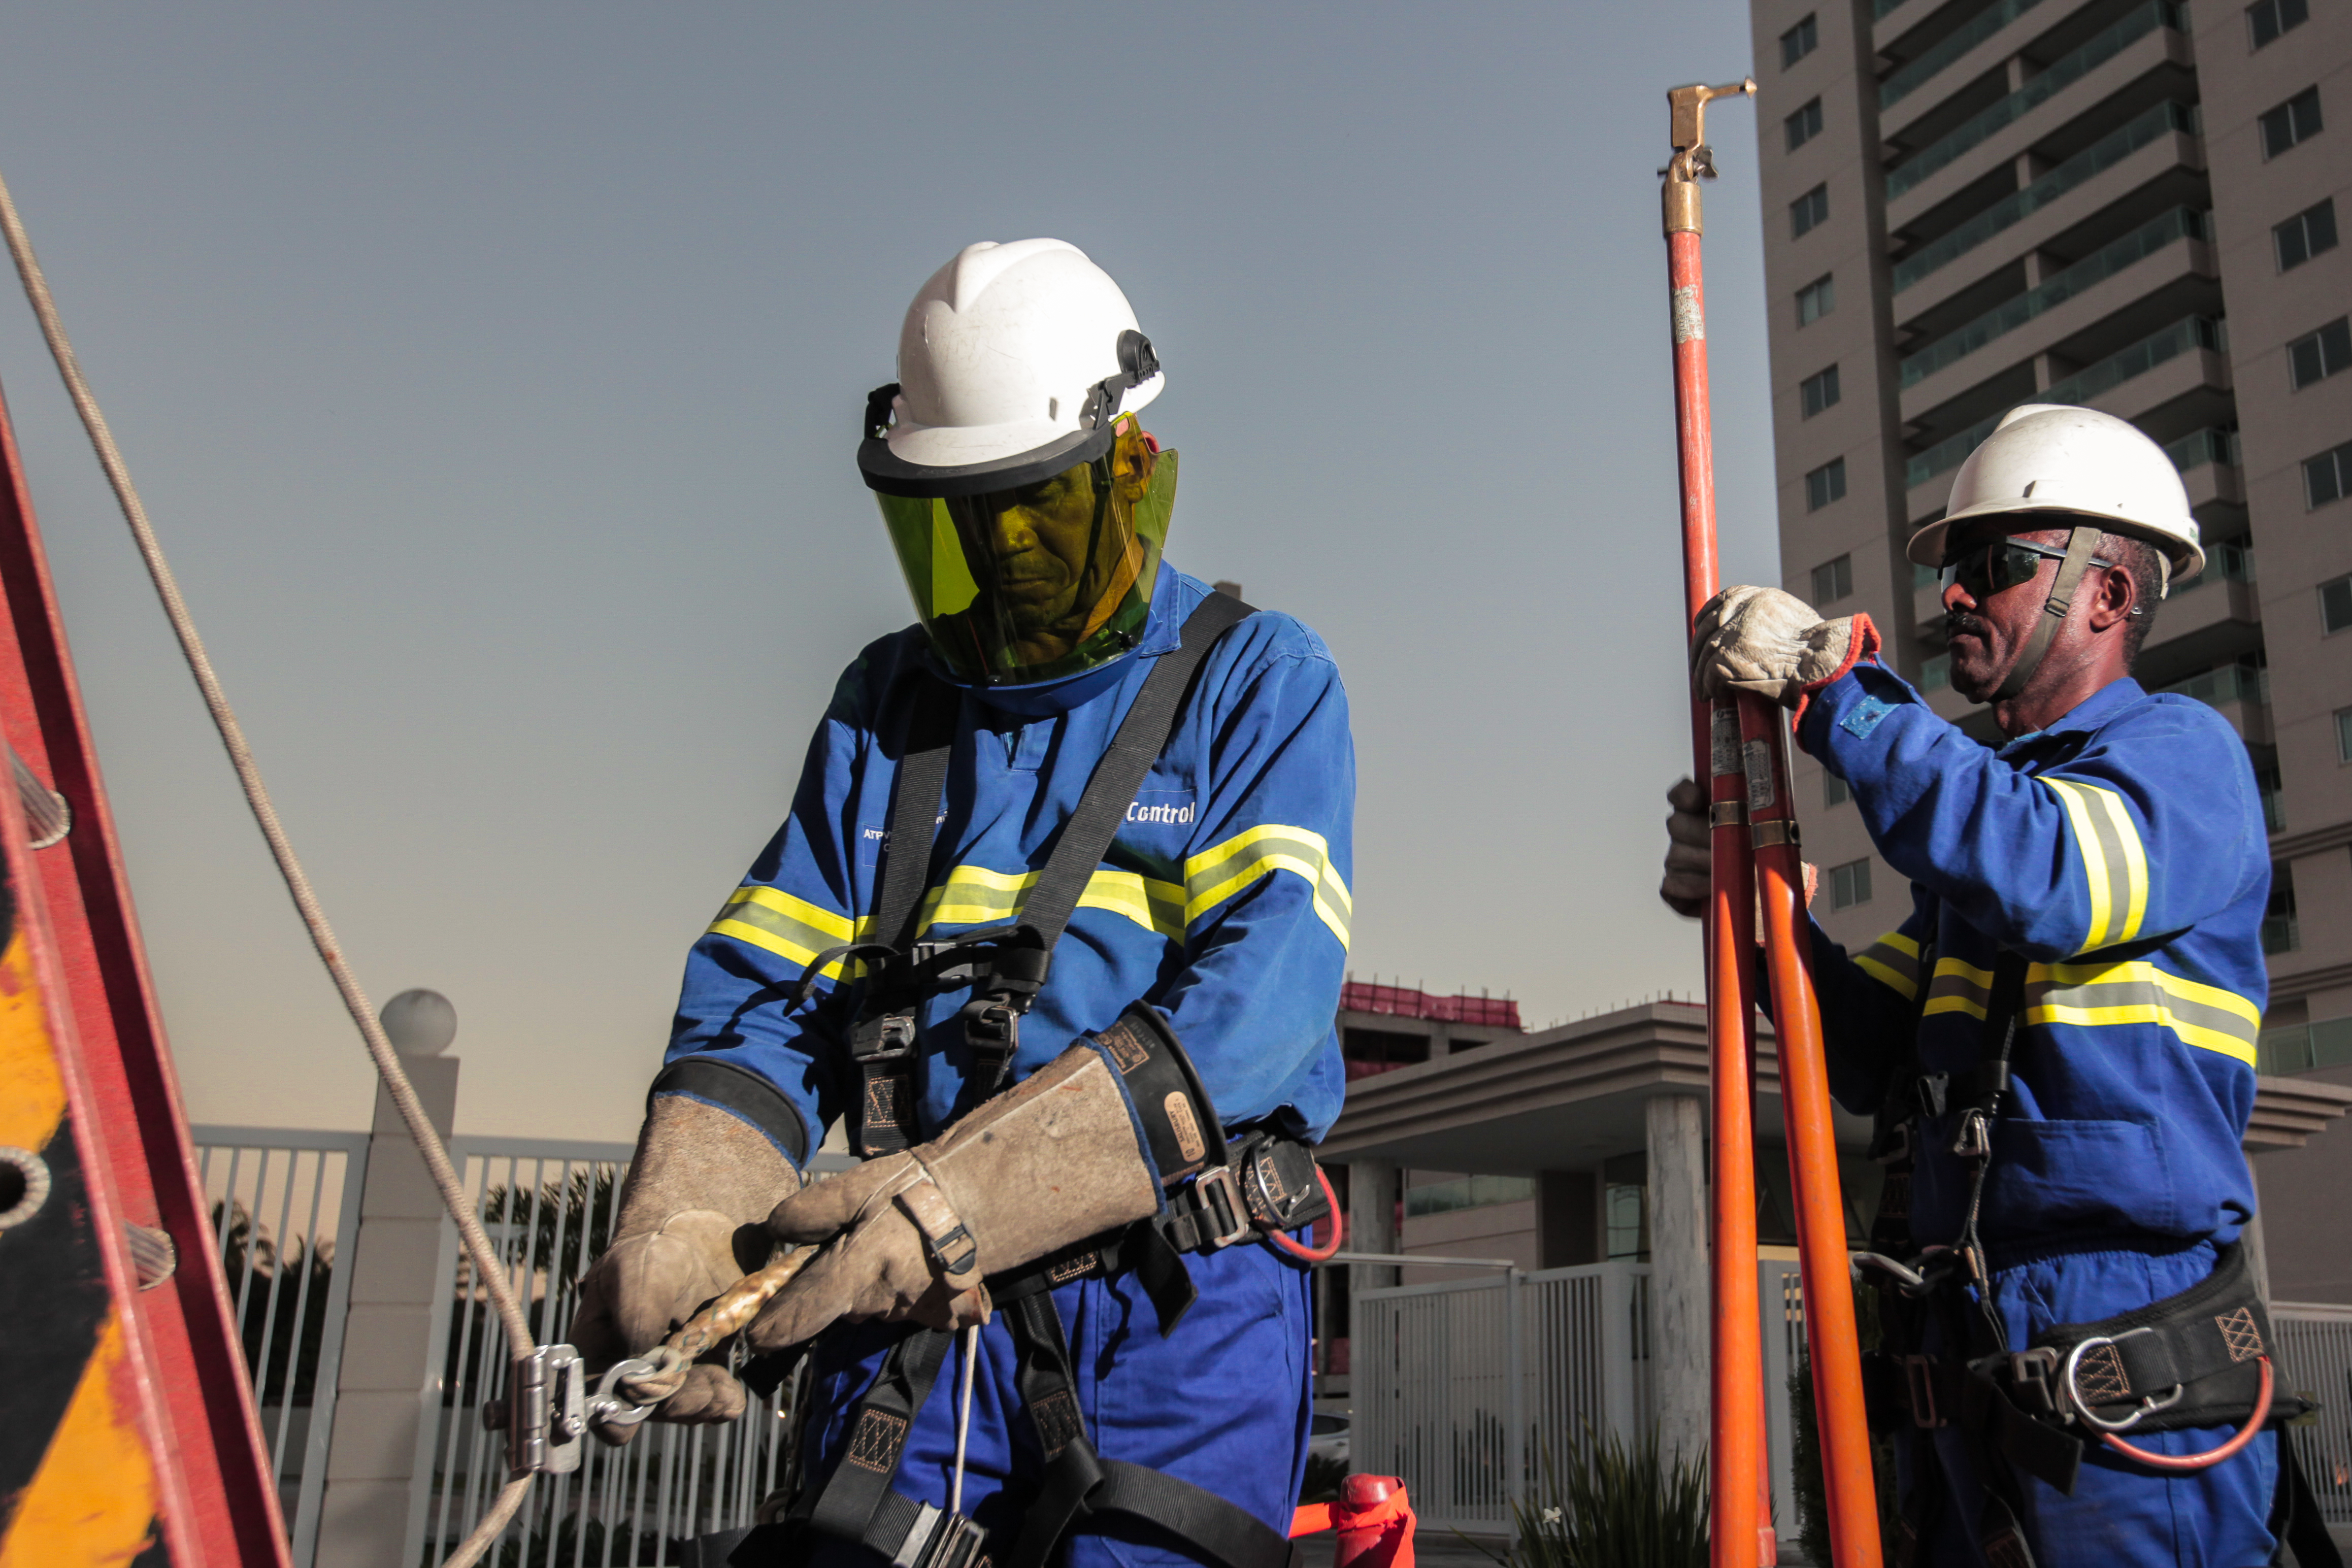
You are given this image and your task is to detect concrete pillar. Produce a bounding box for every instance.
[1348,1159,1401,1299]
[1647,1093,1709,1466]
[317,1053,460,1568]
[2243,1151,2274,1305]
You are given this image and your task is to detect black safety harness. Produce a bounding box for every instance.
[712,591,1332,1568]
[1853,914,2340,1567]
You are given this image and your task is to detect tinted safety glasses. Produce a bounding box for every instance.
[1941,536,2115,600]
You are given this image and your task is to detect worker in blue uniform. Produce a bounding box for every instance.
[1662,406,2317,1566]
[572,238,1352,1568]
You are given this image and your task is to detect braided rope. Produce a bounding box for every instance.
[0,164,534,1568]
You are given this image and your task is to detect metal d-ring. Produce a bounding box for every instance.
[2063,1328,2185,1432]
[586,1358,661,1432]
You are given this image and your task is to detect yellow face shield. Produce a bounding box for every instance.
[876,419,1176,686]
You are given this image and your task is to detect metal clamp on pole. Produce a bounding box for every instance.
[487,1347,670,1471]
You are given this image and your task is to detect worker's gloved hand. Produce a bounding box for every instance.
[1662,777,1710,918]
[745,1016,1188,1353]
[1660,777,1823,919]
[572,1096,800,1441]
[1691,585,1858,708]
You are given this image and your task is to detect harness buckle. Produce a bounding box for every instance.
[1869,1122,1912,1166]
[1901,1354,1946,1429]
[1951,1108,1993,1161]
[2062,1328,2184,1432]
[1187,1165,1254,1250]
[2008,1347,2061,1415]
[858,1013,918,1063]
[890,1504,986,1568]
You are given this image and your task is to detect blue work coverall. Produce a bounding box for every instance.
[666,565,1354,1568]
[1799,659,2276,1565]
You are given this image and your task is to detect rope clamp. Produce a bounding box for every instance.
[499,1344,588,1476]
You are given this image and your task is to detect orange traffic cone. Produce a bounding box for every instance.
[1290,1475,1416,1568]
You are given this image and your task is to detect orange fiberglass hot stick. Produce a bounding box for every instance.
[1738,702,1884,1567]
[1661,79,1885,1568]
[1659,77,1772,1568]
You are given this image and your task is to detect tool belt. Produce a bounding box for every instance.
[1855,928,2340,1567]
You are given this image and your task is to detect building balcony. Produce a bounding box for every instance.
[2155,660,2272,745]
[1898,211,2214,429]
[1879,0,2072,142]
[2137,541,2263,688]
[1902,315,2232,515]
[1892,109,2205,328]
[1884,3,2190,230]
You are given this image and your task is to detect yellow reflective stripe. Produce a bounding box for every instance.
[707,885,870,979]
[1852,929,1923,999]
[2083,784,2150,944]
[2041,777,2114,952]
[2028,1003,2257,1067]
[1853,954,1916,999]
[1922,955,1993,1019]
[916,863,1187,944]
[2025,959,2261,1066]
[1181,823,1352,949]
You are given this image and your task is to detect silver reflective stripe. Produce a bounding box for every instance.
[1923,957,1993,1018]
[2027,961,2261,1066]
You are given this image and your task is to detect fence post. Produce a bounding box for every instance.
[1505,1268,1527,1516]
[315,1048,461,1568]
[1601,1263,1637,1442]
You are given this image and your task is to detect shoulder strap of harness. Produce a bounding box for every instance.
[848,680,964,1155]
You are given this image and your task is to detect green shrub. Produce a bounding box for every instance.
[1506,1427,1707,1568]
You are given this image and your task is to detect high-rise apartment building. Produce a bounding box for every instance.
[1749,0,2352,1081]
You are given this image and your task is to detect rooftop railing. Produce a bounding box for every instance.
[1899,207,2205,387]
[1887,2,2181,197]
[1905,315,2223,488]
[1883,0,2048,108]
[1893,101,2198,294]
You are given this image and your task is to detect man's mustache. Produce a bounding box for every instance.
[1945,609,1990,643]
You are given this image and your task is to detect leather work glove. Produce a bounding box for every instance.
[1658,777,1820,921]
[743,1024,1180,1354]
[1691,585,1859,708]
[1661,777,1711,918]
[572,1096,800,1439]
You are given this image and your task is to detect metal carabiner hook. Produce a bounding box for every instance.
[2062,1328,2185,1432]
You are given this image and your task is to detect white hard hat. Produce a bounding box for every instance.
[859,239,1164,497]
[1908,404,2205,580]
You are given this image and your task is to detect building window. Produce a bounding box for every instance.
[1920,652,1952,690]
[1805,457,1847,511]
[2338,707,2352,763]
[1830,857,1873,910]
[1824,772,1850,808]
[1405,1173,1537,1218]
[2275,198,2338,271]
[1781,13,1818,68]
[2307,439,2352,508]
[1603,1152,1648,1260]
[2260,87,2323,158]
[1801,364,1841,417]
[1786,97,1825,151]
[2290,318,2352,389]
[2248,0,2309,50]
[2324,575,2352,633]
[1812,553,1853,604]
[2264,868,2299,953]
[1796,275,1835,326]
[1792,184,1831,238]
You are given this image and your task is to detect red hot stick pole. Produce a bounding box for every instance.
[1660,77,1773,1568]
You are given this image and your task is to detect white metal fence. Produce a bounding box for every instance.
[190,1125,371,1567]
[1354,1260,1804,1536]
[2277,1303,2352,1527]
[408,1136,802,1567]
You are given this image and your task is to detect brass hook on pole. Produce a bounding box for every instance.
[1661,78,1756,234]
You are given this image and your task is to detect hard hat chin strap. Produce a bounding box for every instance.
[1990,526,2106,703]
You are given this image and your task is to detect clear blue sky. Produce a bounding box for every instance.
[0,3,1780,1139]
